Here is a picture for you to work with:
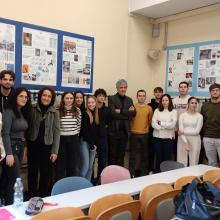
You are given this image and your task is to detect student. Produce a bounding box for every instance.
[173,81,190,116]
[129,90,153,177]
[148,87,163,111]
[177,97,203,166]
[73,91,86,112]
[108,79,136,166]
[56,91,81,180]
[152,94,177,172]
[2,87,31,205]
[80,96,98,180]
[94,88,110,180]
[27,87,60,197]
[172,81,190,160]
[148,86,163,173]
[201,83,220,167]
[0,70,15,113]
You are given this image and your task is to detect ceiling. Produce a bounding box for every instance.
[130,0,220,19]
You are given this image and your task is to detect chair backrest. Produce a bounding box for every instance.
[67,217,92,220]
[88,193,133,220]
[174,176,200,190]
[203,169,220,182]
[144,189,181,220]
[31,207,85,220]
[96,200,141,220]
[51,176,93,195]
[160,160,184,172]
[100,165,131,184]
[139,183,173,219]
[213,176,220,187]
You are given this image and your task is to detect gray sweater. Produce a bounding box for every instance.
[2,109,28,155]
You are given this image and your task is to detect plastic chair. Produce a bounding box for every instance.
[88,193,133,220]
[174,176,201,189]
[146,189,181,220]
[51,176,93,195]
[213,176,220,187]
[67,217,92,220]
[160,160,184,172]
[203,169,220,182]
[96,200,141,220]
[139,183,173,219]
[31,207,85,220]
[100,165,131,184]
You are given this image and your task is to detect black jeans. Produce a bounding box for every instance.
[3,138,25,205]
[97,136,108,179]
[129,133,149,177]
[153,137,174,173]
[27,140,52,198]
[56,135,80,180]
[109,131,128,166]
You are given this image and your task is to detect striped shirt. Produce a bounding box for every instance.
[60,108,81,136]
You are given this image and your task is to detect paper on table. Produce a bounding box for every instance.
[0,208,15,220]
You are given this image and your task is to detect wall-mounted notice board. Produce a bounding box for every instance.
[166,40,220,97]
[0,17,94,93]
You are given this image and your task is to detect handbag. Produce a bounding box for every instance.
[174,178,220,220]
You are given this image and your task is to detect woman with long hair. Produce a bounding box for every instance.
[73,91,85,112]
[2,87,31,205]
[27,87,60,198]
[177,97,203,166]
[56,91,81,180]
[80,96,99,180]
[152,94,177,172]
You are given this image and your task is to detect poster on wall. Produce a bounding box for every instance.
[61,36,92,89]
[21,27,58,86]
[167,47,194,92]
[0,22,15,72]
[197,44,220,92]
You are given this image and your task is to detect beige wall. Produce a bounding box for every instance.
[3,1,219,101]
[1,0,130,96]
[151,8,220,95]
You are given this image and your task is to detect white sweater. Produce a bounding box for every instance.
[179,111,203,143]
[152,109,177,139]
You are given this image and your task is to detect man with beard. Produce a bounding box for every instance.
[0,70,15,206]
[0,70,15,113]
[201,83,220,167]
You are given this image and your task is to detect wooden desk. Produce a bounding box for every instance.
[2,164,218,220]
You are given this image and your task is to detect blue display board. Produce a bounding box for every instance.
[0,17,94,93]
[166,40,220,97]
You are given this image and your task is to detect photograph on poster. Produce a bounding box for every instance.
[61,35,92,89]
[167,47,194,92]
[22,27,58,86]
[0,22,15,72]
[198,44,220,92]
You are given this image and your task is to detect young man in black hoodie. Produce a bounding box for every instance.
[148,87,163,173]
[94,88,110,180]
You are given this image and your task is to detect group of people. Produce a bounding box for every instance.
[0,70,220,206]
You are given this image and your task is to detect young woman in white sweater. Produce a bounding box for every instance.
[152,94,177,172]
[177,97,203,166]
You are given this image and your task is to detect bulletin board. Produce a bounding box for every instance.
[0,17,94,93]
[166,40,220,97]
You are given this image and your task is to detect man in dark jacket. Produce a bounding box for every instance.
[108,79,136,166]
[0,70,15,113]
[148,86,163,173]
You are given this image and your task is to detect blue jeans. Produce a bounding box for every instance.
[153,137,174,173]
[79,138,96,181]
